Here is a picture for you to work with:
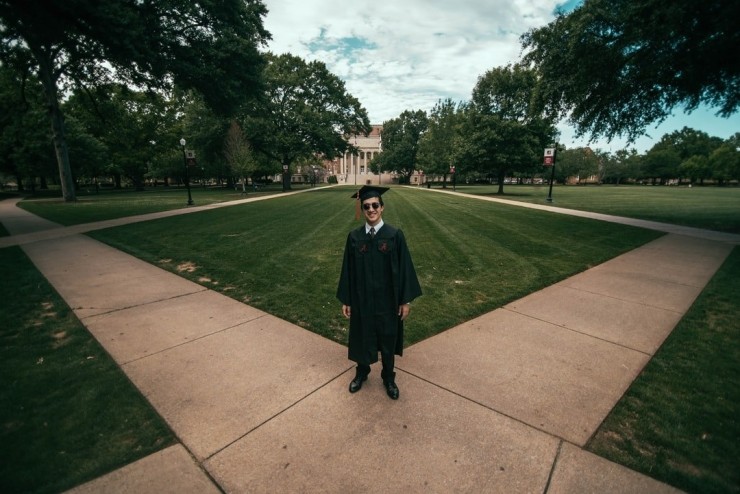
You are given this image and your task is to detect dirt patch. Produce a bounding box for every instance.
[177,261,197,273]
[52,331,70,349]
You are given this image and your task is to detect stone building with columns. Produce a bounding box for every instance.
[323,125,399,186]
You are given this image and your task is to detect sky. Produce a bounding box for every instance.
[260,0,739,154]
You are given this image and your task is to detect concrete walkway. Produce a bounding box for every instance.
[1,191,737,493]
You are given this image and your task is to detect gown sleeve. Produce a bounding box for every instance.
[396,229,422,304]
[336,232,353,306]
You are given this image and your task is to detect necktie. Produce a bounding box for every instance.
[369,227,376,239]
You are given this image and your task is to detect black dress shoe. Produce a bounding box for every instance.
[349,375,367,393]
[384,380,399,400]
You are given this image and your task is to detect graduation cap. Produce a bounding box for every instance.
[351,185,389,201]
[352,185,389,220]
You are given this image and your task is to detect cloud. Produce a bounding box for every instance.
[262,0,556,121]
[262,0,739,152]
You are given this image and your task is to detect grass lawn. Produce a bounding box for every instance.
[88,186,662,346]
[587,248,740,494]
[451,184,740,234]
[0,247,175,494]
[2,184,737,493]
[17,184,298,226]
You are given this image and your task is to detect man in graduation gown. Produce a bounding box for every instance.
[337,186,422,400]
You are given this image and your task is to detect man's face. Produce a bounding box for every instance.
[362,197,384,226]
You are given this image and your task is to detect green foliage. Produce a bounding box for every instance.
[521,0,740,142]
[603,148,642,184]
[242,53,371,183]
[175,92,235,185]
[709,145,740,183]
[375,109,429,181]
[417,99,465,183]
[0,247,175,493]
[65,84,178,188]
[223,121,257,189]
[0,0,271,200]
[0,0,270,114]
[460,65,556,192]
[554,147,602,183]
[588,248,740,494]
[642,148,681,184]
[0,65,56,190]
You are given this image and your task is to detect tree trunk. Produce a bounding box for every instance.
[497,168,505,194]
[34,46,76,201]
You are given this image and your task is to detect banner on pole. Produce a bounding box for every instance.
[543,147,555,166]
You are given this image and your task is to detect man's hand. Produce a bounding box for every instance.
[342,305,351,318]
[398,304,411,321]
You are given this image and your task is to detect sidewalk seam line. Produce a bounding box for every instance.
[552,283,690,312]
[119,313,272,366]
[203,367,354,462]
[500,307,653,357]
[542,440,564,494]
[77,288,209,321]
[397,368,566,442]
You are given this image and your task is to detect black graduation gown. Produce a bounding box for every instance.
[336,223,422,365]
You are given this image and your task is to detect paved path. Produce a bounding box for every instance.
[1,190,737,493]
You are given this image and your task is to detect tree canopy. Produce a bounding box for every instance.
[372,110,428,183]
[242,53,371,190]
[521,0,740,143]
[417,99,464,186]
[0,0,270,200]
[460,65,556,193]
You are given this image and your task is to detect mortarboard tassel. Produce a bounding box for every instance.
[355,189,361,220]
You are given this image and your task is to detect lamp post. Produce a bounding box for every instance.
[544,144,557,203]
[180,138,194,206]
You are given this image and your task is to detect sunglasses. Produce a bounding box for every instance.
[362,202,381,211]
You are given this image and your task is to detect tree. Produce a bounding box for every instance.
[65,84,177,189]
[373,110,428,183]
[604,148,641,184]
[0,0,270,200]
[642,148,681,185]
[242,53,371,191]
[0,64,54,191]
[461,65,556,193]
[653,127,723,161]
[679,155,711,185]
[556,147,602,184]
[521,0,740,143]
[417,99,464,187]
[177,92,233,187]
[224,121,256,193]
[708,145,740,184]
[646,127,724,184]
